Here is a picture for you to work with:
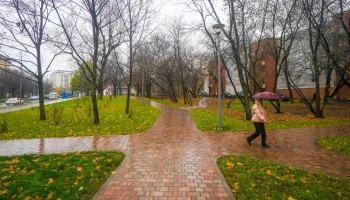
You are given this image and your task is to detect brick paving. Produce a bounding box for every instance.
[0,99,349,200]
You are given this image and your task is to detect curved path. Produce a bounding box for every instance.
[0,99,349,200]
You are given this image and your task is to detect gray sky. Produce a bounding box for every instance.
[47,0,199,76]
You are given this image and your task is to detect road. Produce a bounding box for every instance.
[0,98,73,114]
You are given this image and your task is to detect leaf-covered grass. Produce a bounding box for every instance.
[218,155,350,200]
[0,151,125,199]
[0,96,161,140]
[189,98,350,132]
[190,108,350,132]
[318,136,350,155]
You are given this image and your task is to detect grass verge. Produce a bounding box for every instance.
[0,96,161,140]
[318,136,350,155]
[218,155,350,200]
[0,151,125,199]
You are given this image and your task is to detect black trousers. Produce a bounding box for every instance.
[247,122,266,145]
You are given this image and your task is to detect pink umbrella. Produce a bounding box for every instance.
[252,91,281,100]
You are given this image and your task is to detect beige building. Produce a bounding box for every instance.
[50,70,74,92]
[0,56,11,69]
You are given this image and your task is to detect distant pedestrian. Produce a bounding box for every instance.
[246,98,270,148]
[312,93,316,102]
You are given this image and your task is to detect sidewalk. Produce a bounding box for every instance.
[0,100,349,200]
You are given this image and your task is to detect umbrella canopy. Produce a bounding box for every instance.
[252,91,281,100]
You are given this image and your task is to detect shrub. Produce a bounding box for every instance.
[128,110,133,118]
[85,104,92,117]
[0,117,8,134]
[74,98,81,108]
[52,105,64,125]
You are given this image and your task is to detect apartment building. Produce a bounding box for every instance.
[50,70,74,92]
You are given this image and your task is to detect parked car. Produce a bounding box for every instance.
[44,95,50,99]
[49,93,58,100]
[29,96,39,100]
[199,91,209,97]
[233,91,248,98]
[222,92,235,98]
[6,98,23,105]
[278,94,290,102]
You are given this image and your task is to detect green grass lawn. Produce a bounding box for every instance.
[318,136,350,155]
[0,96,161,140]
[218,155,350,200]
[151,97,350,132]
[190,108,350,132]
[0,151,125,199]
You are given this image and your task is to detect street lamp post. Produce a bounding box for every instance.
[20,52,23,104]
[212,23,225,130]
[142,67,144,104]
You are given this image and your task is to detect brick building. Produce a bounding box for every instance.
[208,61,227,97]
[331,10,350,101]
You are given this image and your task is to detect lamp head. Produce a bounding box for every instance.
[212,24,225,34]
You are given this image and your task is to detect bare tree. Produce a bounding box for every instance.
[52,0,123,124]
[106,51,124,97]
[0,0,62,120]
[189,0,270,119]
[122,0,155,114]
[266,0,305,110]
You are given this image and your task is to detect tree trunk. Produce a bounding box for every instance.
[97,85,103,99]
[113,84,117,97]
[37,76,46,120]
[125,83,131,114]
[284,62,294,103]
[37,47,46,120]
[91,77,100,124]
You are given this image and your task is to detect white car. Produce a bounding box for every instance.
[29,96,39,100]
[49,94,58,100]
[6,98,23,105]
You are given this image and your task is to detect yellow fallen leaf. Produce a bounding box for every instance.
[79,187,84,191]
[237,162,244,166]
[47,192,53,199]
[234,182,239,190]
[288,196,296,200]
[11,157,19,164]
[225,161,234,169]
[77,167,83,172]
[48,178,55,184]
[266,170,272,175]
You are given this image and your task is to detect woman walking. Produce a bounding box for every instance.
[247,98,270,148]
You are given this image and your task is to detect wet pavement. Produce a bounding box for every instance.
[0,99,349,200]
[0,98,73,113]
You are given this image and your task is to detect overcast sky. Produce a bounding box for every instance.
[47,0,202,76]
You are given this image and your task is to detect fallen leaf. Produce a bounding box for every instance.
[225,161,234,169]
[48,178,55,184]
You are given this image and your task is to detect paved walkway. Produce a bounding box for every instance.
[0,99,349,200]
